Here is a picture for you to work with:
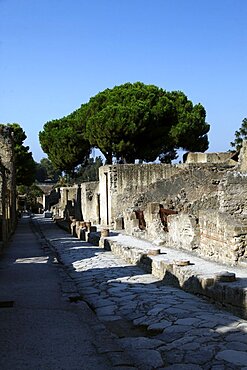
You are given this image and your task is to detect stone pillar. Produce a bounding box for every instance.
[42,194,46,210]
[70,219,77,236]
[239,140,247,172]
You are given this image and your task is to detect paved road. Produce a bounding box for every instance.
[34,215,247,370]
[0,215,133,370]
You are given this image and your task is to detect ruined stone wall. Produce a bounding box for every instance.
[52,186,77,219]
[199,210,247,265]
[218,172,247,215]
[238,140,247,172]
[146,165,247,265]
[167,213,200,251]
[185,151,237,165]
[99,164,183,226]
[110,164,182,194]
[142,164,229,213]
[107,161,247,266]
[51,182,100,224]
[80,181,99,224]
[51,144,247,266]
[0,126,16,248]
[112,164,231,234]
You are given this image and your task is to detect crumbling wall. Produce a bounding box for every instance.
[112,164,230,236]
[39,185,59,211]
[99,164,183,226]
[238,140,247,172]
[80,181,99,224]
[52,186,77,219]
[0,126,16,249]
[167,213,200,251]
[142,164,228,213]
[51,182,100,224]
[108,159,247,266]
[199,210,247,265]
[185,151,238,165]
[218,172,247,215]
[51,143,247,266]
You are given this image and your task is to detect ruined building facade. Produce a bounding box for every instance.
[51,142,247,267]
[0,126,16,251]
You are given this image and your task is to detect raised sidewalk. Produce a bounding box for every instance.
[99,231,247,319]
[56,218,247,319]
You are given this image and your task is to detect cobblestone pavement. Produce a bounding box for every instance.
[34,216,247,370]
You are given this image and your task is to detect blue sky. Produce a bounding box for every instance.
[1,0,247,162]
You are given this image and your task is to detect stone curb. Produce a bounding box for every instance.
[100,237,247,319]
[39,218,247,319]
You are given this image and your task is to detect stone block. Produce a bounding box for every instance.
[114,217,124,230]
[44,211,52,218]
[132,219,139,228]
[79,228,86,241]
[214,271,236,282]
[101,228,109,237]
[87,231,100,245]
[147,249,160,256]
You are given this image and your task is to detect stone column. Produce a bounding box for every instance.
[239,140,247,172]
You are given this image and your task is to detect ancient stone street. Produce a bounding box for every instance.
[32,215,247,370]
[0,215,134,370]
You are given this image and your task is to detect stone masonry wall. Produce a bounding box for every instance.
[99,164,183,226]
[185,151,237,165]
[218,172,247,215]
[113,164,231,235]
[52,182,100,224]
[142,164,228,213]
[52,186,77,219]
[0,126,16,249]
[80,181,99,224]
[109,161,247,266]
[167,213,200,252]
[238,140,247,172]
[199,210,247,265]
[51,143,247,266]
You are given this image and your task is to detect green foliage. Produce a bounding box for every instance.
[35,163,47,183]
[40,82,210,167]
[159,147,178,163]
[17,183,43,197]
[230,117,247,151]
[15,145,36,186]
[17,184,44,212]
[35,158,61,182]
[161,91,210,158]
[39,115,91,175]
[75,156,103,182]
[0,123,36,186]
[83,82,177,163]
[80,82,209,163]
[17,185,27,195]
